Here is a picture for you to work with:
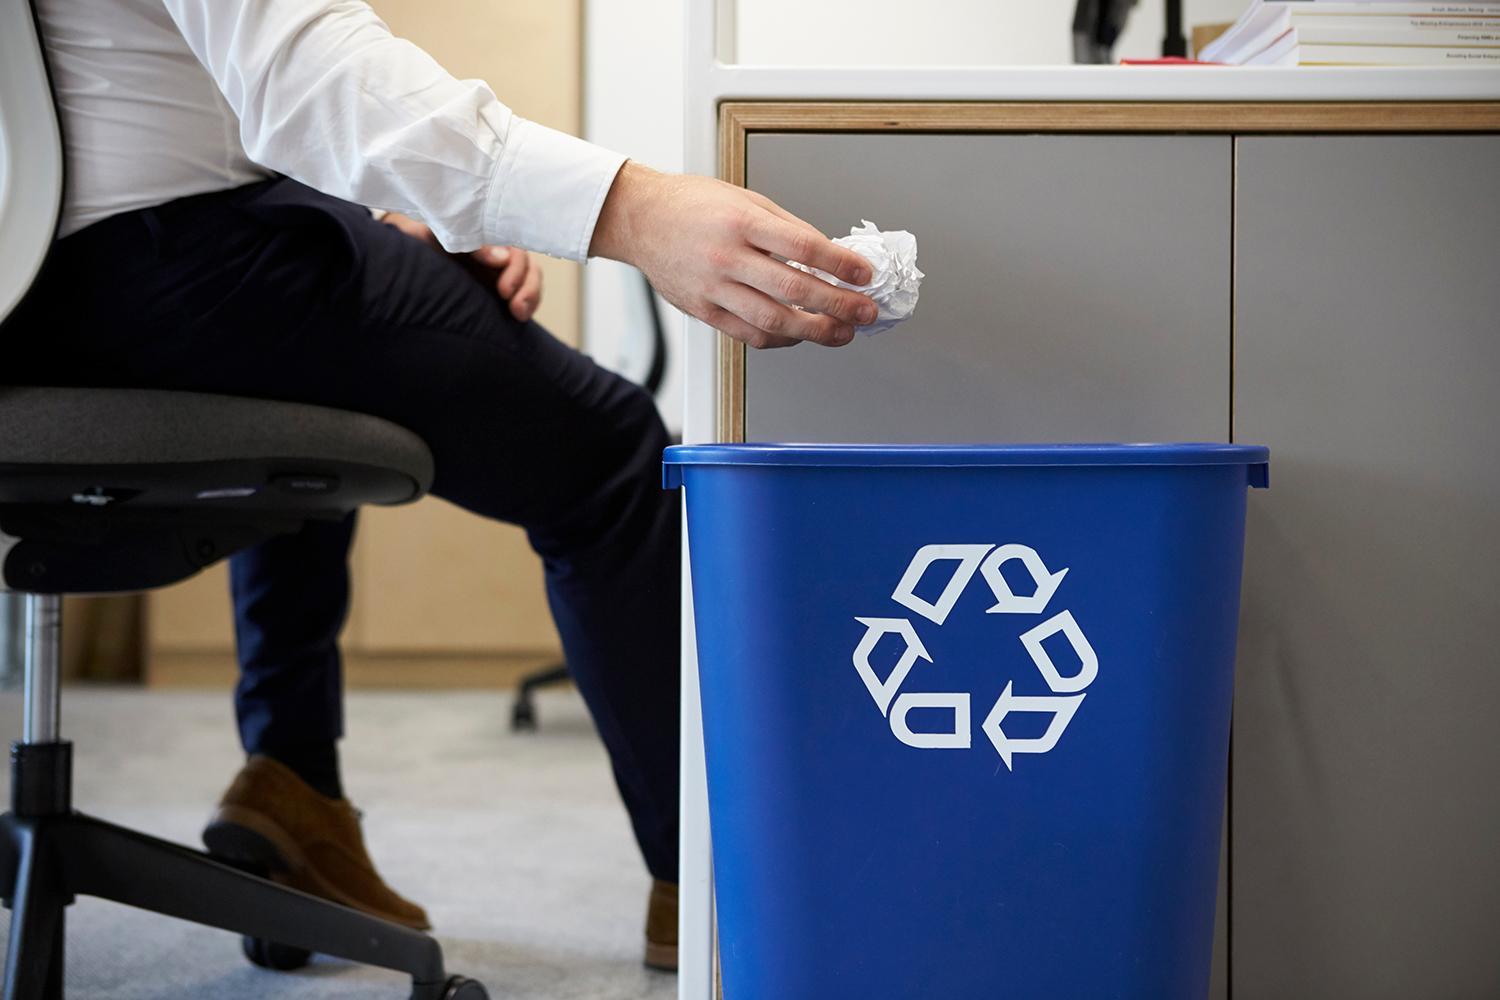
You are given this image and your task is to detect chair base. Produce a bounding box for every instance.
[510,662,569,732]
[0,741,484,1000]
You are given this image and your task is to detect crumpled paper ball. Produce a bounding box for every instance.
[793,220,923,335]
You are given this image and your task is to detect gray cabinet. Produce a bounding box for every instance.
[1232,136,1500,1000]
[743,133,1233,444]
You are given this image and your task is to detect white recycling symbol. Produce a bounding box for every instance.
[853,542,1098,770]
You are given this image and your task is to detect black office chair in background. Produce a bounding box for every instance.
[0,2,485,996]
[508,272,669,732]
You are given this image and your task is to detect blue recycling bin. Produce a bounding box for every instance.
[664,443,1269,1000]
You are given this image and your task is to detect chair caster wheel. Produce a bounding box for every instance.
[242,935,313,971]
[510,698,537,732]
[437,976,489,1000]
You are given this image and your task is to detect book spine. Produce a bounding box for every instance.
[1295,23,1500,44]
[1298,3,1500,15]
[1292,14,1500,29]
[1297,41,1500,63]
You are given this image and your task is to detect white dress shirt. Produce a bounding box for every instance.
[35,0,625,262]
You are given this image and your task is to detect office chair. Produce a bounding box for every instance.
[509,273,668,731]
[0,2,486,997]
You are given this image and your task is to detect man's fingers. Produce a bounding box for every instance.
[701,305,799,349]
[736,253,877,327]
[745,190,810,229]
[383,211,434,247]
[716,282,855,348]
[497,251,530,299]
[510,265,543,322]
[475,245,510,267]
[746,192,828,245]
[745,213,872,287]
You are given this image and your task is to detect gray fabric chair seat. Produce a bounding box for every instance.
[0,386,434,514]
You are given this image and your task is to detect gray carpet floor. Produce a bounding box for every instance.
[0,686,677,1000]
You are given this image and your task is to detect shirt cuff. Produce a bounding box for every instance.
[483,118,627,263]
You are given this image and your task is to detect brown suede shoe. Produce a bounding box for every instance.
[202,754,430,931]
[645,879,678,972]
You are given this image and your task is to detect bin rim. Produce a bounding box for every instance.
[665,442,1268,468]
[664,442,1270,488]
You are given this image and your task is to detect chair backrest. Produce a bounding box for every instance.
[0,0,64,326]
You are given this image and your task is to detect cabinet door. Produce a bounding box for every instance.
[744,131,1233,999]
[1233,136,1500,999]
[743,133,1233,443]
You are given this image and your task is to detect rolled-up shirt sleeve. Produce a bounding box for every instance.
[159,0,624,260]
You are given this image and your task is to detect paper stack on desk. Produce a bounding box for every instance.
[1201,0,1500,65]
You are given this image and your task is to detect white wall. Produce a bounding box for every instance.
[735,0,1245,66]
[583,0,687,432]
[582,0,1248,433]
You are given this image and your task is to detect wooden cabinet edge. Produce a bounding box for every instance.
[720,100,1500,136]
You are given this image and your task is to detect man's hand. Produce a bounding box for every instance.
[466,244,543,323]
[589,163,878,349]
[382,212,543,323]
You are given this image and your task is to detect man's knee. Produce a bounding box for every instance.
[616,378,671,465]
[598,378,672,514]
[536,376,673,555]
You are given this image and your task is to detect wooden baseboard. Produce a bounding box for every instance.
[145,649,566,690]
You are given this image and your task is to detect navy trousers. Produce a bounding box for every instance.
[10,178,681,882]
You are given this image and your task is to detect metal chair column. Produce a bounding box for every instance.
[3,593,71,1000]
[23,594,61,745]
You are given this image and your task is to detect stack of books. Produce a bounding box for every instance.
[1200,1,1500,65]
